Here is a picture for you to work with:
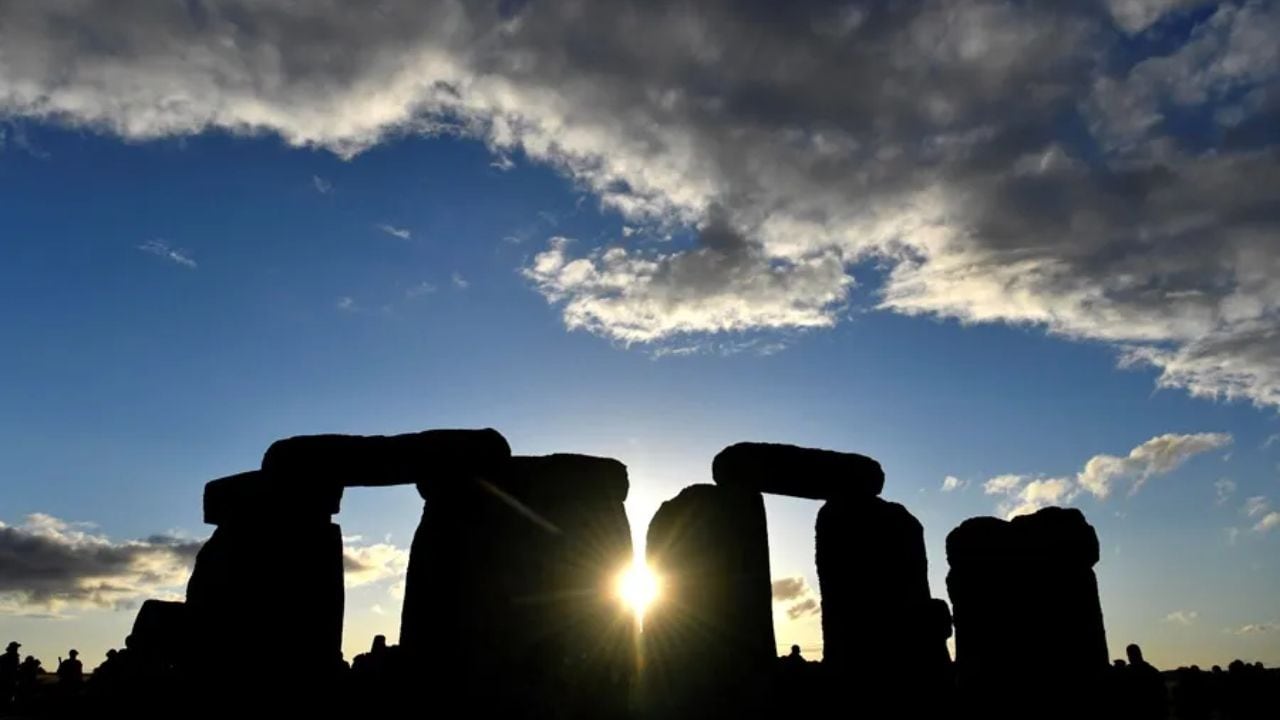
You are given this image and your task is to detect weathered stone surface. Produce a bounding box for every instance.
[400,453,633,719]
[203,470,341,525]
[642,484,775,719]
[946,506,1108,719]
[816,496,950,708]
[712,442,884,499]
[261,428,511,492]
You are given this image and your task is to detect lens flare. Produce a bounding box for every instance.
[616,561,660,621]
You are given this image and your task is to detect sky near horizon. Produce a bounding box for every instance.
[1,0,1279,670]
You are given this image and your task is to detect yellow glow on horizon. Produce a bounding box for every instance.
[616,560,660,622]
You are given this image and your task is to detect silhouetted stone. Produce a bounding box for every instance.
[203,469,340,525]
[400,454,633,719]
[128,600,187,670]
[816,496,950,710]
[946,506,1108,719]
[712,442,884,499]
[642,484,775,719]
[187,470,345,704]
[261,428,511,490]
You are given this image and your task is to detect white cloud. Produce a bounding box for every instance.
[1254,511,1280,534]
[336,296,356,312]
[941,475,966,492]
[138,239,196,269]
[1215,478,1237,504]
[451,271,469,290]
[490,154,515,171]
[1077,433,1233,499]
[312,175,333,194]
[2,3,1279,405]
[1106,0,1204,33]
[984,432,1231,518]
[1230,621,1279,635]
[341,541,409,588]
[1163,609,1199,626]
[376,223,411,240]
[405,281,437,299]
[983,474,1025,496]
[1242,495,1270,518]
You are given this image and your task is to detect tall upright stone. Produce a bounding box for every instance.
[401,454,633,719]
[946,506,1108,719]
[816,496,950,704]
[186,470,345,694]
[642,484,775,719]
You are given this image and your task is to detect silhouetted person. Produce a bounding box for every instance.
[0,641,19,709]
[1122,644,1165,720]
[782,644,805,667]
[352,634,389,675]
[56,649,83,686]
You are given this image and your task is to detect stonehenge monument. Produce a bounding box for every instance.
[947,506,1109,718]
[402,453,633,717]
[127,427,1109,717]
[642,484,775,717]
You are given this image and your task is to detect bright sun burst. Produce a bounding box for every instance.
[616,560,660,620]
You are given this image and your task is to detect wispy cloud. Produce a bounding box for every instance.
[138,239,196,269]
[376,223,411,240]
[771,577,807,602]
[1230,621,1279,636]
[1243,496,1270,518]
[336,296,356,312]
[452,271,469,290]
[405,281,437,299]
[1215,478,1237,505]
[1255,511,1280,534]
[1163,610,1199,626]
[771,576,821,621]
[941,475,967,493]
[312,175,333,194]
[786,598,819,620]
[490,153,515,171]
[983,433,1232,518]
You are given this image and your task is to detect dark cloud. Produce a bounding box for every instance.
[1,1,1277,404]
[0,514,407,615]
[0,515,201,614]
[771,576,807,602]
[786,598,820,620]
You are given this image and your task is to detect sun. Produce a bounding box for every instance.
[616,560,660,621]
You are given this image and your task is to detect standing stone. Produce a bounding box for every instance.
[129,599,188,671]
[816,496,951,710]
[400,454,633,719]
[642,484,775,719]
[186,470,344,695]
[713,442,885,499]
[946,506,1108,719]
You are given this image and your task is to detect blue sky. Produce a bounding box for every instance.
[2,0,1279,669]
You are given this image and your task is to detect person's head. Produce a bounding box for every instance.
[1212,665,1222,674]
[6,641,19,653]
[372,635,387,651]
[68,649,78,658]
[106,649,117,659]
[790,644,801,656]
[1125,644,1144,665]
[1113,659,1127,669]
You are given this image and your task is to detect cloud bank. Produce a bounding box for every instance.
[982,432,1231,518]
[3,1,1278,403]
[0,514,409,615]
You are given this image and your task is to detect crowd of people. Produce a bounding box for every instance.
[1,633,1275,718]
